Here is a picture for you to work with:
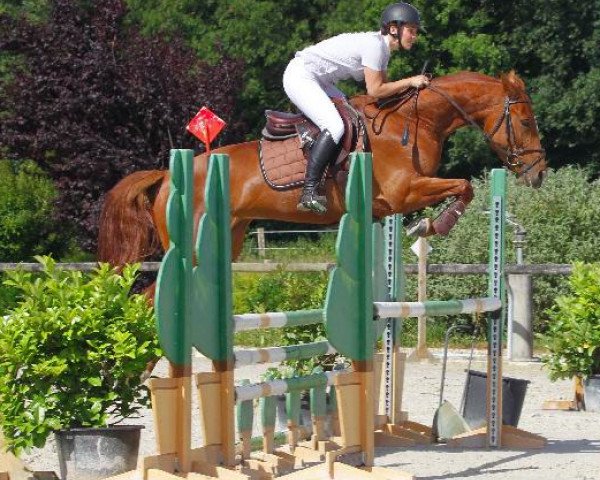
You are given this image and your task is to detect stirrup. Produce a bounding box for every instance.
[297,193,327,214]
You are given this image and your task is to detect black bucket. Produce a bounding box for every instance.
[461,370,529,429]
[55,425,143,480]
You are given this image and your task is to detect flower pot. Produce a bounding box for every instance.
[54,425,143,480]
[583,375,600,412]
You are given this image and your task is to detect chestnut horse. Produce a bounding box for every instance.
[98,71,546,266]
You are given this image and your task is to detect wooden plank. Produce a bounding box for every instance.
[374,431,415,447]
[385,423,432,445]
[446,427,487,448]
[0,262,575,276]
[446,425,546,449]
[142,453,177,473]
[542,400,576,411]
[0,473,10,480]
[396,421,432,435]
[501,426,546,448]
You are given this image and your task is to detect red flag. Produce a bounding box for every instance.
[186,107,226,153]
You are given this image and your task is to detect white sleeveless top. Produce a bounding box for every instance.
[296,31,390,83]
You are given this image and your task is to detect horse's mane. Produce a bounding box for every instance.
[351,70,523,112]
[432,70,500,86]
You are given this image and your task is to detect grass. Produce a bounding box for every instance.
[239,232,337,263]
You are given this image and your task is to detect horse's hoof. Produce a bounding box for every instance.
[406,218,433,237]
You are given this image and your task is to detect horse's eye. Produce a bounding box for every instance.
[520,119,531,128]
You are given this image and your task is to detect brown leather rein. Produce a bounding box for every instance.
[427,84,546,177]
[365,83,546,178]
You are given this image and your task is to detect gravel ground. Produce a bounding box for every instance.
[19,349,600,480]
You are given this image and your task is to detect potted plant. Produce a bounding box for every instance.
[540,262,600,411]
[0,256,161,479]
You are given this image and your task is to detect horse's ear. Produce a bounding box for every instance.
[501,70,525,97]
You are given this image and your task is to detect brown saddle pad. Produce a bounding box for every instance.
[258,101,369,190]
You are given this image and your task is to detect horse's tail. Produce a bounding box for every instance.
[98,170,166,266]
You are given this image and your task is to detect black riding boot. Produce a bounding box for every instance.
[297,130,340,214]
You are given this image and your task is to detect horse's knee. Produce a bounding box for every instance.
[459,180,474,203]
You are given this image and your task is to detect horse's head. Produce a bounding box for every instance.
[484,71,547,188]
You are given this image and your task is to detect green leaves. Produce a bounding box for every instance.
[540,262,600,380]
[0,257,161,454]
[0,160,72,262]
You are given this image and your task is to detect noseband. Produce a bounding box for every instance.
[427,84,546,177]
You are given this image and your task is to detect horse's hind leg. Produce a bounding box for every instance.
[231,218,251,261]
[403,177,474,237]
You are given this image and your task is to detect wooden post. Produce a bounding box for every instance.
[417,237,428,355]
[408,237,434,361]
[257,227,266,258]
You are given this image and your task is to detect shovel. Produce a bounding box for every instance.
[431,324,473,442]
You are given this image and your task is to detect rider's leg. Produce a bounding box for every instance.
[298,129,340,213]
[283,58,345,213]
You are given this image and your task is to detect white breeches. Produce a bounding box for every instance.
[283,57,345,144]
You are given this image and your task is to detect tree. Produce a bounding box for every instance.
[0,0,245,251]
[125,0,341,137]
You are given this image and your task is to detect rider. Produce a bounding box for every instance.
[283,2,429,214]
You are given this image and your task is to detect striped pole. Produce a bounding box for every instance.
[374,298,501,319]
[235,371,343,403]
[234,341,336,367]
[233,309,323,332]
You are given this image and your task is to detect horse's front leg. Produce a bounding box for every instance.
[403,176,474,237]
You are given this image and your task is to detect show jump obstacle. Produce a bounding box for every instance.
[106,150,543,480]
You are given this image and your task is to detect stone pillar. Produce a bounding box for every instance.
[507,273,533,360]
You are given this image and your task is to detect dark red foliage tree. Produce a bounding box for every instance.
[0,0,245,251]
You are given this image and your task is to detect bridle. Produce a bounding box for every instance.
[427,84,546,178]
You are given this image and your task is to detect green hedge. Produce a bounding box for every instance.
[0,160,72,261]
[235,166,600,346]
[416,166,600,333]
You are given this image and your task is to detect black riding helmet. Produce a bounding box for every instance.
[381,2,425,33]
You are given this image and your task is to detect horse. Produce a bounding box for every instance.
[98,70,546,268]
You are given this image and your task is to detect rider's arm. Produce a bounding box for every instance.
[364,67,429,99]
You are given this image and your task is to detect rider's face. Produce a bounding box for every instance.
[400,24,419,50]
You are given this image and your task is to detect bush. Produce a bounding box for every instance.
[540,263,600,381]
[412,166,600,333]
[234,269,331,375]
[0,257,160,454]
[0,159,72,261]
[232,166,600,348]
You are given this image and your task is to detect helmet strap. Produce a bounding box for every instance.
[395,23,404,49]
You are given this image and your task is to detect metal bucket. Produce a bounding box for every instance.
[461,370,529,428]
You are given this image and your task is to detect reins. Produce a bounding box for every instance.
[365,80,546,177]
[364,89,417,135]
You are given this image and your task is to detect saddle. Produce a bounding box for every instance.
[258,98,368,190]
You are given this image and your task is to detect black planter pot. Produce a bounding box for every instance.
[54,425,143,480]
[584,375,600,412]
